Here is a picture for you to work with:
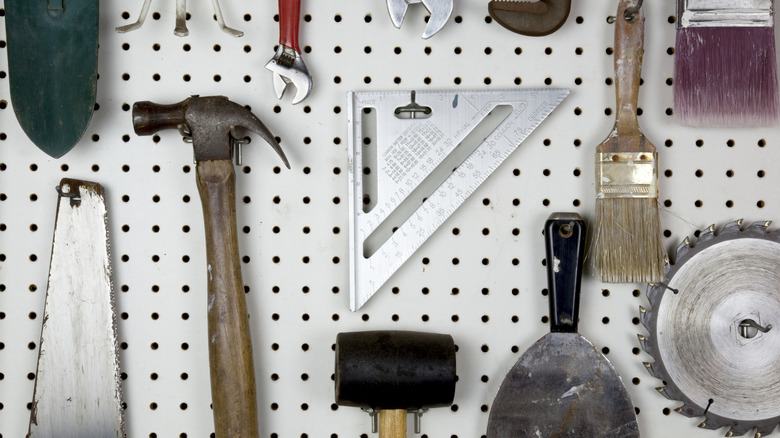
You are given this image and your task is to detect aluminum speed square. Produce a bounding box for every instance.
[348,89,569,311]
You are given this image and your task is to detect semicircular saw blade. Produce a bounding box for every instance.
[640,220,780,437]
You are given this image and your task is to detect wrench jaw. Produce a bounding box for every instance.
[265,45,312,105]
[422,0,453,38]
[386,0,452,38]
[387,0,415,28]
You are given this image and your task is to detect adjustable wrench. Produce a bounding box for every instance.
[265,0,312,104]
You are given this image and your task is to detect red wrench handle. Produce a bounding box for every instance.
[279,0,301,52]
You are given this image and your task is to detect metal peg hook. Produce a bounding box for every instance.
[408,408,428,434]
[624,0,643,22]
[229,126,250,166]
[607,0,643,24]
[361,407,378,433]
[739,319,772,338]
[56,184,81,204]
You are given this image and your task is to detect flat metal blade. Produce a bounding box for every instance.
[348,89,569,311]
[487,333,639,438]
[29,179,124,438]
[5,0,99,158]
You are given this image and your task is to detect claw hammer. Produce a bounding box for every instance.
[132,96,289,437]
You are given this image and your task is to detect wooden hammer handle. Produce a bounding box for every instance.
[196,159,259,437]
[379,409,407,438]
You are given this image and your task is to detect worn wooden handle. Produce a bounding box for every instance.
[614,0,644,137]
[196,160,259,438]
[379,409,407,438]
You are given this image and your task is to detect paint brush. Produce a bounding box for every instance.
[593,0,665,284]
[674,0,779,127]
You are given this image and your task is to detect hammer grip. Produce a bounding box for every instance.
[196,160,259,437]
[132,100,188,135]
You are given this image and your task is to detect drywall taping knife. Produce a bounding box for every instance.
[348,89,569,311]
[28,179,124,437]
[5,0,99,158]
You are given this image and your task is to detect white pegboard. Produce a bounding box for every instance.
[1,0,780,437]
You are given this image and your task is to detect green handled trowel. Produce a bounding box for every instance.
[6,0,99,158]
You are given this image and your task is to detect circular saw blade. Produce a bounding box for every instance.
[640,220,780,437]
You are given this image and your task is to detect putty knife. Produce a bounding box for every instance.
[487,213,638,437]
[5,0,99,158]
[28,179,124,437]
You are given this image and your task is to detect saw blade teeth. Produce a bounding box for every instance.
[675,236,692,261]
[753,422,776,437]
[725,421,753,436]
[642,218,780,436]
[643,361,662,379]
[722,219,744,235]
[699,224,716,241]
[640,305,653,329]
[746,220,773,235]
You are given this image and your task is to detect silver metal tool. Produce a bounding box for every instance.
[265,0,312,104]
[28,179,124,438]
[641,220,780,437]
[348,89,569,311]
[387,0,454,38]
[116,0,243,37]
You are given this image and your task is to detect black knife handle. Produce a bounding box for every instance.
[545,213,586,333]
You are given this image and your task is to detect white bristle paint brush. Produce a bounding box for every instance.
[593,0,666,284]
[674,0,780,127]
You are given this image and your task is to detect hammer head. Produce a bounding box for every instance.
[132,96,289,167]
[335,330,457,410]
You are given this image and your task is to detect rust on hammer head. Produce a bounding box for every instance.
[132,95,289,167]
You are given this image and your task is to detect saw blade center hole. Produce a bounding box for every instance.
[738,319,773,339]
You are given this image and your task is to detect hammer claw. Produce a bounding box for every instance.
[132,96,289,167]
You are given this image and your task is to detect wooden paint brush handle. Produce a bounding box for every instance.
[614,0,644,137]
[379,409,407,438]
[196,159,259,437]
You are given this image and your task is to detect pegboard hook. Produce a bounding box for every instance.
[624,0,643,22]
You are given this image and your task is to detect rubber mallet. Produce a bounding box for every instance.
[335,330,457,437]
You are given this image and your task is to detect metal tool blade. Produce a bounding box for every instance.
[5,0,99,158]
[641,220,780,436]
[348,89,569,311]
[29,179,124,438]
[487,213,638,437]
[487,333,640,437]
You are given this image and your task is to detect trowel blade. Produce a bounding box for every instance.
[487,332,639,437]
[28,179,124,438]
[5,0,99,158]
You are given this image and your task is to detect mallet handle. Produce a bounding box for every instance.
[196,159,259,437]
[379,409,407,438]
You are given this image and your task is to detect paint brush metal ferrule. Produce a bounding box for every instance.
[678,0,773,28]
[595,151,658,199]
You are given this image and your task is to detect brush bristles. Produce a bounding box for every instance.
[674,27,780,127]
[593,197,665,284]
